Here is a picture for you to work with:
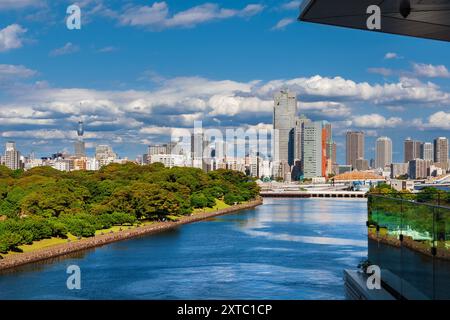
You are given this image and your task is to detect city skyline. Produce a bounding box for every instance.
[0,1,449,163]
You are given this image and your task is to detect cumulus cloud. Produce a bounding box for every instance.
[367,67,393,77]
[279,1,302,10]
[0,0,41,10]
[351,114,403,128]
[118,2,264,29]
[414,111,450,130]
[412,63,450,78]
[255,75,450,105]
[0,64,36,80]
[272,18,295,30]
[384,52,400,60]
[2,71,449,153]
[301,101,351,118]
[49,42,80,56]
[0,24,27,52]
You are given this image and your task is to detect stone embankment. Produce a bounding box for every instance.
[0,198,263,271]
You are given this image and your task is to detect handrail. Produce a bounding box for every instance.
[368,193,450,210]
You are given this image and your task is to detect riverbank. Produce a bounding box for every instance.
[368,230,450,260]
[0,197,263,272]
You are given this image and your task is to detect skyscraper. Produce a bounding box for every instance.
[4,141,21,170]
[302,121,323,178]
[293,115,310,162]
[95,144,117,166]
[434,137,449,165]
[421,142,433,161]
[375,136,392,169]
[273,90,297,165]
[346,131,364,169]
[404,138,421,162]
[74,121,86,157]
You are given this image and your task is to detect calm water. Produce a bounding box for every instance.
[0,198,368,300]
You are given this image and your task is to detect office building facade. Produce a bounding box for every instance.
[346,131,364,169]
[375,136,392,169]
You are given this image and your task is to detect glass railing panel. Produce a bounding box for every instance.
[434,204,450,300]
[401,200,435,299]
[367,194,403,294]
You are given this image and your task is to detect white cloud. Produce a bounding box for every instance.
[367,67,393,77]
[280,1,302,10]
[96,46,117,53]
[412,63,450,78]
[118,2,264,29]
[384,52,400,60]
[256,75,450,105]
[272,18,295,30]
[416,111,450,130]
[0,0,40,10]
[2,71,449,149]
[0,24,27,52]
[49,42,80,56]
[0,64,36,79]
[351,114,403,128]
[301,101,351,117]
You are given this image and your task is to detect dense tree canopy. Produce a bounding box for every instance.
[0,164,260,253]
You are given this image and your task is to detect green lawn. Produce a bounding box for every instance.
[3,233,78,258]
[193,199,230,214]
[1,200,232,259]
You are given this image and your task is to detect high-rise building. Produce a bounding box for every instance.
[404,138,421,162]
[191,132,208,169]
[355,158,369,171]
[322,121,334,176]
[273,90,297,165]
[302,121,323,178]
[391,163,409,179]
[293,115,310,162]
[408,159,428,179]
[74,121,86,157]
[4,141,21,170]
[434,137,449,165]
[420,142,434,161]
[148,144,171,156]
[346,131,364,169]
[74,141,86,157]
[375,136,392,169]
[330,142,337,165]
[95,144,117,166]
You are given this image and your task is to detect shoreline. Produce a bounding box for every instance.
[368,231,450,261]
[0,197,263,272]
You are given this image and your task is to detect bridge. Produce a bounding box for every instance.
[260,191,368,198]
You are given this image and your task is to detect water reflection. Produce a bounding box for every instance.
[0,198,368,300]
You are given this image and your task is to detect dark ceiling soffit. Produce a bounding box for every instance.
[297,0,450,42]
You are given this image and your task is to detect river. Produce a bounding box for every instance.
[0,198,368,300]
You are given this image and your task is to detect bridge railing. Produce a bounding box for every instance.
[367,192,450,299]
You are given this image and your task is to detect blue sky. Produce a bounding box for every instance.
[0,0,449,163]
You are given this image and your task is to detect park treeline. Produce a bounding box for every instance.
[0,163,260,254]
[370,183,450,204]
[368,184,450,236]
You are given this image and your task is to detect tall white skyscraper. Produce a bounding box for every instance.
[273,90,297,165]
[421,142,433,161]
[4,141,21,170]
[302,121,323,178]
[375,136,392,169]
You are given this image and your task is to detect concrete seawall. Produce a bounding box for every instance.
[0,198,263,272]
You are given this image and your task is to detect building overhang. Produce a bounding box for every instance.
[299,0,450,42]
